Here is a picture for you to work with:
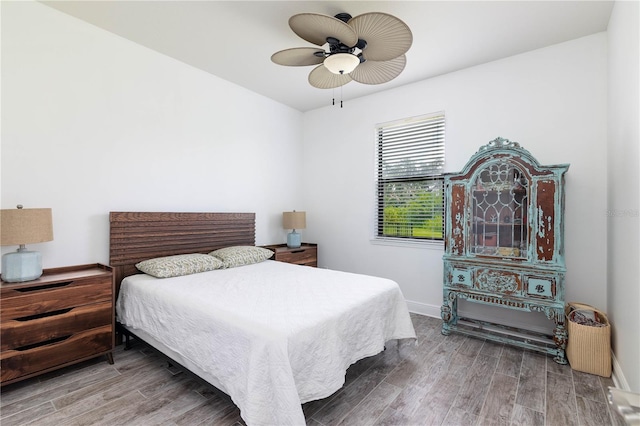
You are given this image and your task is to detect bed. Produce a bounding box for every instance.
[110,212,416,426]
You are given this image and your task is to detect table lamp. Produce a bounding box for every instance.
[283,211,306,248]
[1,205,53,282]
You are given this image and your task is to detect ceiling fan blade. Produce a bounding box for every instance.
[271,48,325,66]
[289,13,358,47]
[308,64,352,89]
[349,55,407,85]
[349,12,412,61]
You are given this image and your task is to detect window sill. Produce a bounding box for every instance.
[370,237,444,250]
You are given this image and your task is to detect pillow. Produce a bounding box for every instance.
[136,253,224,278]
[209,246,273,268]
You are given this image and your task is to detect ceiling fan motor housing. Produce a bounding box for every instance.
[327,37,357,55]
[334,13,352,23]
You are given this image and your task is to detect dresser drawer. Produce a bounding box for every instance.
[0,325,112,383]
[263,243,318,267]
[1,276,112,321]
[276,247,317,266]
[1,301,112,351]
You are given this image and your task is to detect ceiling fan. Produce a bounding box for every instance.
[271,12,412,90]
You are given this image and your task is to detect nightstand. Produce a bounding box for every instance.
[1,263,114,386]
[263,243,317,267]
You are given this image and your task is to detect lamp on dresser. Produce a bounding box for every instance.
[283,210,306,248]
[1,205,53,282]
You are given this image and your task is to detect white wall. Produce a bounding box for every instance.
[607,0,640,392]
[1,1,304,268]
[303,33,608,332]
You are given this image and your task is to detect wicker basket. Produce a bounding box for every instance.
[565,302,611,377]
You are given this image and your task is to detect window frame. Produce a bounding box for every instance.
[373,113,446,246]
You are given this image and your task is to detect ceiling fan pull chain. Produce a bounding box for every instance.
[341,86,343,108]
[332,87,335,106]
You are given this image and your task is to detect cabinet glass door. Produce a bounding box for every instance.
[472,163,528,257]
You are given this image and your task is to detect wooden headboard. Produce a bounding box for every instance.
[109,212,255,294]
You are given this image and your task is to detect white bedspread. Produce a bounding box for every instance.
[116,260,416,425]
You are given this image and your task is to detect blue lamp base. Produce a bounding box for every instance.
[1,247,43,282]
[287,230,301,248]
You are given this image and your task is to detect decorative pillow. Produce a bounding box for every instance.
[209,246,273,268]
[136,253,224,278]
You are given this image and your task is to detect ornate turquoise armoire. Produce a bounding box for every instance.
[441,137,569,364]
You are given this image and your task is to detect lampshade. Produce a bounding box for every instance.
[1,207,53,246]
[323,53,359,75]
[1,206,53,282]
[282,211,306,230]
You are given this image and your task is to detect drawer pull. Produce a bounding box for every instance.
[291,250,304,254]
[14,281,73,292]
[15,308,73,322]
[14,335,71,352]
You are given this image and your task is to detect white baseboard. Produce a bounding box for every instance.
[611,352,631,391]
[406,300,441,318]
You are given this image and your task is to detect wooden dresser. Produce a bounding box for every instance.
[263,243,317,267]
[441,138,569,363]
[1,263,114,386]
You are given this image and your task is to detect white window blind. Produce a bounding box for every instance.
[375,113,445,241]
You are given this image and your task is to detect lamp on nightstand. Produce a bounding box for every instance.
[283,211,306,248]
[1,205,53,282]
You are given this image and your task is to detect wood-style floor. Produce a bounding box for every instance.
[1,314,625,426]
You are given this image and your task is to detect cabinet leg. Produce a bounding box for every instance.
[106,352,114,365]
[553,313,568,364]
[441,291,457,335]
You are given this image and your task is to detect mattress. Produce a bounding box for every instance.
[116,260,416,425]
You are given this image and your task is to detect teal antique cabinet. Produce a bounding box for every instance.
[441,137,569,364]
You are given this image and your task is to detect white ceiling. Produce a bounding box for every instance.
[42,1,614,112]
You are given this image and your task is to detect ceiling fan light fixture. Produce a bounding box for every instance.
[323,53,359,75]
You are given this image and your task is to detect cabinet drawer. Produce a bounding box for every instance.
[1,301,112,351]
[525,276,556,299]
[277,247,317,265]
[450,267,473,287]
[0,325,112,383]
[475,268,522,295]
[1,277,112,321]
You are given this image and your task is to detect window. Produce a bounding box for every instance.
[375,113,445,242]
